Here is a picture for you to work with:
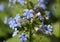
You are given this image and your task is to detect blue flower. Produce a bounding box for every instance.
[39,15,44,21]
[8,14,21,30]
[23,9,34,19]
[8,19,15,29]
[0,4,4,11]
[14,13,21,22]
[18,33,28,41]
[12,29,19,37]
[43,25,52,34]
[43,25,49,34]
[18,0,25,6]
[14,22,21,27]
[23,9,29,16]
[44,25,48,30]
[47,25,52,32]
[45,11,50,19]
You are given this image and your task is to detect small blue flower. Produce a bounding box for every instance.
[18,0,25,6]
[23,9,34,19]
[8,19,15,29]
[47,25,52,32]
[45,11,50,19]
[8,15,21,30]
[44,25,48,30]
[39,15,44,21]
[0,4,4,11]
[14,13,21,22]
[43,25,52,34]
[23,9,29,16]
[12,29,19,37]
[18,33,28,42]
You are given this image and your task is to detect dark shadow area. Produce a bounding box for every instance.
[0,37,6,42]
[0,0,8,3]
[0,20,13,42]
[50,13,59,23]
[0,34,12,42]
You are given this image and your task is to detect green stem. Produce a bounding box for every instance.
[29,19,33,42]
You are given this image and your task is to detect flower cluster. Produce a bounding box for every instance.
[43,25,53,35]
[4,14,21,30]
[32,0,55,35]
[38,0,46,10]
[18,33,28,42]
[35,24,53,35]
[23,9,34,19]
[3,0,56,41]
